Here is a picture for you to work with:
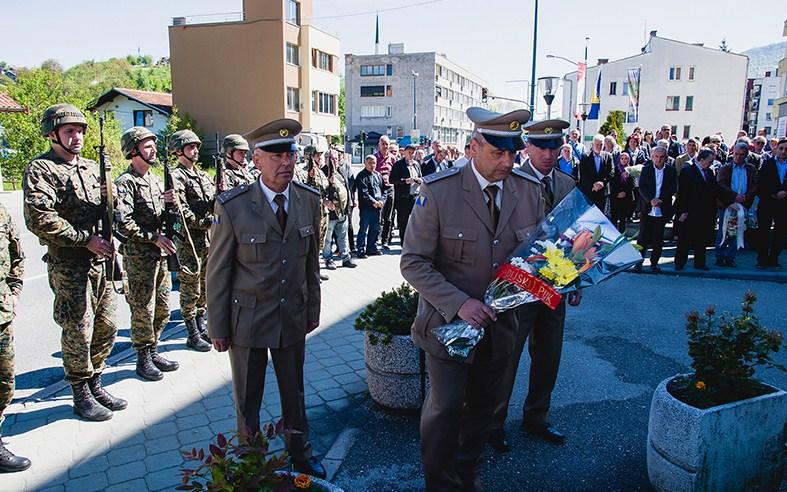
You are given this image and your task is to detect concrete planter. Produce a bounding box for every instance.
[647,375,787,492]
[364,332,428,410]
[275,471,344,491]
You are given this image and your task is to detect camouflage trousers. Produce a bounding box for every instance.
[178,235,208,322]
[319,210,328,252]
[47,257,117,382]
[124,255,171,350]
[0,321,13,426]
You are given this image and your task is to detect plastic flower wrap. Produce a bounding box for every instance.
[432,188,642,360]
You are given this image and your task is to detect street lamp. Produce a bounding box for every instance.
[538,76,561,119]
[411,71,419,134]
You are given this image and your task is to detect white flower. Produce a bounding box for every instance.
[510,257,527,269]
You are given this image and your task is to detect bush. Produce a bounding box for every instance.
[668,291,785,409]
[354,283,418,345]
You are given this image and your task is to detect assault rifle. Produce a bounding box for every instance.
[96,115,123,283]
[213,132,225,193]
[162,140,185,272]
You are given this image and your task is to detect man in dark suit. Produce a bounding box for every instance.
[401,107,543,491]
[659,124,681,160]
[756,138,787,269]
[489,119,582,454]
[421,146,452,177]
[674,148,720,270]
[576,134,613,213]
[389,144,422,246]
[715,142,758,267]
[207,118,326,478]
[636,146,677,273]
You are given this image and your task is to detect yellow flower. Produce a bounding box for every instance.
[695,381,706,391]
[294,474,312,489]
[538,246,579,287]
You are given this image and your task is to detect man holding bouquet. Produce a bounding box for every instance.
[401,107,544,491]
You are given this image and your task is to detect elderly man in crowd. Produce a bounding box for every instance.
[756,138,787,269]
[635,146,677,273]
[577,134,613,213]
[674,148,719,271]
[675,138,699,175]
[715,142,758,267]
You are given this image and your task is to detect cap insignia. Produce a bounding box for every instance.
[544,127,553,134]
[279,129,289,137]
[509,121,520,131]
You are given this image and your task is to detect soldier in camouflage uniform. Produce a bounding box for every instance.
[116,127,181,381]
[0,203,30,472]
[169,130,212,352]
[23,104,126,422]
[220,134,255,190]
[299,146,330,281]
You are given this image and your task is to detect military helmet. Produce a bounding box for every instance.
[222,134,249,153]
[168,129,202,152]
[303,145,318,157]
[41,103,88,136]
[121,127,157,159]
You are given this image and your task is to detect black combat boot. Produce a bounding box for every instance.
[195,314,210,343]
[71,381,113,421]
[87,373,128,411]
[136,348,164,381]
[186,319,211,352]
[150,345,179,372]
[0,439,30,473]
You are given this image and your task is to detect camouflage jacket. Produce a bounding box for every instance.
[223,162,255,190]
[172,163,215,232]
[23,149,104,254]
[115,165,167,258]
[0,203,23,325]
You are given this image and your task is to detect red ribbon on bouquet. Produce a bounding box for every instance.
[494,263,562,310]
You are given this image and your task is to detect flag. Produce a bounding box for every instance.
[574,62,586,120]
[626,68,641,123]
[587,70,601,120]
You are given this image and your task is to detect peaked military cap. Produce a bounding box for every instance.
[244,118,301,153]
[467,107,531,151]
[524,119,570,149]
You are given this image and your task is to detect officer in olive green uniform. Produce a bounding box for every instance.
[116,127,181,381]
[168,130,212,352]
[0,203,30,472]
[220,134,255,190]
[23,104,126,422]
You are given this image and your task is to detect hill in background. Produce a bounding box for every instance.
[742,41,786,78]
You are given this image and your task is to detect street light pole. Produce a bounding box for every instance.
[583,37,589,137]
[529,0,539,120]
[411,71,419,134]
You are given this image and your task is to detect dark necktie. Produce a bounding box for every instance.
[702,168,711,183]
[484,185,499,229]
[542,175,554,211]
[273,193,287,230]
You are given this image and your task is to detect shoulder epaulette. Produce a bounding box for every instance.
[423,166,460,184]
[292,180,321,195]
[217,184,250,204]
[511,167,541,185]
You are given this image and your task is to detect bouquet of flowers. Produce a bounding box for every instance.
[432,188,642,360]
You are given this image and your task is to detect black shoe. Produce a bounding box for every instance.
[650,265,662,274]
[366,250,382,256]
[71,381,113,421]
[381,244,391,252]
[756,263,769,269]
[522,420,566,445]
[632,263,642,273]
[136,348,164,381]
[87,373,127,411]
[196,314,210,343]
[355,252,367,259]
[342,258,357,268]
[771,263,783,270]
[319,273,329,281]
[714,259,726,267]
[0,442,31,473]
[150,345,179,372]
[726,259,737,268]
[292,456,327,479]
[487,429,511,453]
[325,259,337,270]
[186,320,211,352]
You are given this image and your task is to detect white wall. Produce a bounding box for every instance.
[302,25,341,136]
[752,75,784,137]
[95,95,169,136]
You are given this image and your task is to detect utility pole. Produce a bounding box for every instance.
[529,0,539,120]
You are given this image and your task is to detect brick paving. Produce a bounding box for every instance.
[0,250,405,491]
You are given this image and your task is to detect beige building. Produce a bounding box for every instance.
[168,0,341,151]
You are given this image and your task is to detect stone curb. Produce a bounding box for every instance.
[322,427,360,481]
[633,268,787,284]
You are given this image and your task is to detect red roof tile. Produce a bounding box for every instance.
[0,93,25,113]
[115,88,172,108]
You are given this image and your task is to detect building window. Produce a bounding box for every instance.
[360,105,386,118]
[133,110,153,127]
[767,98,775,106]
[764,126,771,135]
[666,96,680,111]
[312,49,333,72]
[609,81,617,95]
[765,113,772,121]
[286,87,299,112]
[360,64,386,76]
[669,66,681,80]
[671,125,678,136]
[386,85,392,96]
[685,96,694,111]
[311,91,336,115]
[285,43,299,66]
[386,106,392,118]
[285,0,300,25]
[386,64,393,76]
[688,66,695,81]
[622,83,628,96]
[360,85,385,97]
[683,125,691,139]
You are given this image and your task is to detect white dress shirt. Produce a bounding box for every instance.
[470,160,503,209]
[649,166,665,217]
[258,177,290,214]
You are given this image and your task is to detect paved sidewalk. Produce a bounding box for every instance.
[0,251,406,492]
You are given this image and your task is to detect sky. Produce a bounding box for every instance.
[2,0,786,102]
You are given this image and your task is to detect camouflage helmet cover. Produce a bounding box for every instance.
[303,145,318,156]
[168,129,202,152]
[41,103,88,136]
[222,134,250,152]
[121,126,157,159]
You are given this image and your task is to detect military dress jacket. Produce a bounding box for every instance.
[400,162,544,363]
[518,162,577,207]
[23,149,104,259]
[206,180,321,349]
[172,164,214,235]
[115,166,167,258]
[0,204,23,325]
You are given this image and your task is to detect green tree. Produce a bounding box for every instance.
[338,76,346,140]
[156,105,206,164]
[599,110,627,147]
